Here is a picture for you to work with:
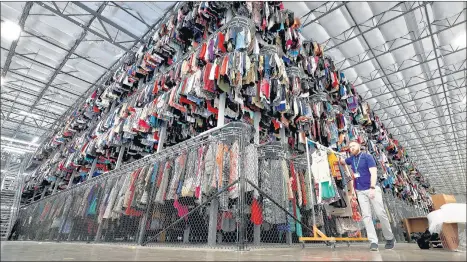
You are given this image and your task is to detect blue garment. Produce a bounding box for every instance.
[345,152,376,191]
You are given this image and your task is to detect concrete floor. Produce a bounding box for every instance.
[1,241,466,261]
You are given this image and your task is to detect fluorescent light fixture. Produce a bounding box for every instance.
[32,137,39,143]
[1,77,4,86]
[1,20,21,41]
[1,136,40,147]
[463,96,466,104]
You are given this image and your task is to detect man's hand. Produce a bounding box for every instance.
[339,157,347,165]
[369,188,375,199]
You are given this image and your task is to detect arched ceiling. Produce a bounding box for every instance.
[1,1,175,143]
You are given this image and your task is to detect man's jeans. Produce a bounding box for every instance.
[357,187,394,244]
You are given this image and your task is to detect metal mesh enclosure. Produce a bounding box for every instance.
[15,121,425,250]
[16,122,253,250]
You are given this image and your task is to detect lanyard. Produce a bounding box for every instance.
[353,153,362,173]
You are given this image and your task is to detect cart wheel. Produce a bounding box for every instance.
[333,243,336,249]
[347,242,351,247]
[302,243,305,249]
[325,241,331,246]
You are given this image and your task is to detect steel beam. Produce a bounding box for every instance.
[336,9,466,71]
[355,47,466,88]
[1,47,93,85]
[0,108,56,126]
[0,126,43,137]
[2,82,70,108]
[73,2,140,42]
[372,82,464,112]
[1,2,33,77]
[345,4,443,176]
[2,118,51,131]
[301,2,347,29]
[400,134,466,148]
[364,67,465,100]
[7,71,81,97]
[12,2,109,133]
[397,131,466,144]
[416,151,466,160]
[409,149,467,158]
[396,127,467,141]
[413,157,466,164]
[109,2,149,27]
[36,2,130,52]
[41,2,181,142]
[2,47,92,84]
[378,100,465,123]
[0,98,61,119]
[21,29,109,70]
[325,2,429,52]
[365,69,466,103]
[424,4,466,175]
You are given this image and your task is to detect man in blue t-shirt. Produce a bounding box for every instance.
[340,141,395,251]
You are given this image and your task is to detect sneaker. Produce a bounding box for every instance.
[370,243,379,251]
[385,238,395,249]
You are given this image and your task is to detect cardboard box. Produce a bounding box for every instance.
[431,194,456,210]
[440,223,459,251]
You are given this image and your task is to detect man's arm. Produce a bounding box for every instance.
[340,156,350,166]
[339,157,346,165]
[369,167,378,188]
[347,177,355,197]
[367,153,378,193]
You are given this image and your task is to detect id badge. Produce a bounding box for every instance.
[354,172,360,178]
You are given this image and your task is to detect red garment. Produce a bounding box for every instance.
[174,199,189,221]
[138,119,150,131]
[299,172,307,207]
[290,162,298,192]
[251,198,263,225]
[203,63,215,92]
[260,79,270,99]
[125,168,142,216]
[219,55,229,76]
[152,79,159,94]
[199,43,207,60]
[332,72,339,89]
[207,100,218,115]
[217,32,226,53]
[272,119,281,130]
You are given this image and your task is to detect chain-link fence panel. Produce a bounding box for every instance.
[16,121,426,251]
[238,143,369,250]
[16,122,251,250]
[142,123,250,250]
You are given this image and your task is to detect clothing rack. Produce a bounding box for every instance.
[285,66,302,78]
[228,16,254,30]
[259,45,277,55]
[21,122,252,208]
[299,137,367,248]
[257,142,287,159]
[153,16,255,81]
[307,138,345,157]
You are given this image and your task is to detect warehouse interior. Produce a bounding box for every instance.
[1,1,466,261]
